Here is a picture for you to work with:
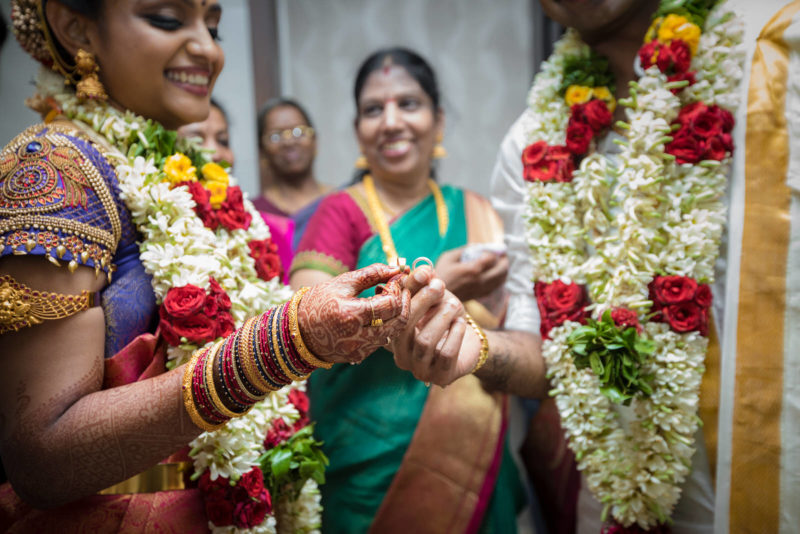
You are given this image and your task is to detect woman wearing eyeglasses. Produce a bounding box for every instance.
[253,98,331,247]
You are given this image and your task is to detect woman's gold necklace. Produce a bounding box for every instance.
[362,174,448,264]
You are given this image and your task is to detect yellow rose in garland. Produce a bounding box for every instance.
[565,85,592,106]
[164,153,197,185]
[201,162,230,207]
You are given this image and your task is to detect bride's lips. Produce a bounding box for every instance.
[165,67,211,96]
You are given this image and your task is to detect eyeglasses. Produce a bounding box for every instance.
[265,125,315,145]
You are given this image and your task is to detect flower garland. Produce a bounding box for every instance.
[32,69,323,534]
[521,1,744,529]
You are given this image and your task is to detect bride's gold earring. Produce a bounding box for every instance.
[74,49,107,102]
[433,133,447,159]
[355,154,369,169]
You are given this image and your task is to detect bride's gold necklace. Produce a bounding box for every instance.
[362,174,448,263]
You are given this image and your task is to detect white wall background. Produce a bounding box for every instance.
[1,1,535,199]
[278,0,534,196]
[0,0,261,197]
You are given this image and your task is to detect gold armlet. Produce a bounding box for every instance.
[465,313,490,373]
[0,275,99,335]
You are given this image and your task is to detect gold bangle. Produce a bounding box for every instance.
[182,348,226,432]
[465,313,490,373]
[204,339,246,420]
[271,303,307,382]
[288,287,333,370]
[239,316,278,393]
[231,319,266,402]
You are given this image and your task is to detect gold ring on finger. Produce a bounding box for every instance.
[370,300,383,327]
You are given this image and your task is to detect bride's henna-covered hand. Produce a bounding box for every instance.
[297,263,412,364]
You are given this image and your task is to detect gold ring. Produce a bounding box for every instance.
[370,300,383,327]
[412,257,434,270]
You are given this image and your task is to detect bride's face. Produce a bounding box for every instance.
[89,0,225,130]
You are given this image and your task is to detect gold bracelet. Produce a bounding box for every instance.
[182,348,226,432]
[465,313,490,373]
[288,287,333,370]
[204,339,245,419]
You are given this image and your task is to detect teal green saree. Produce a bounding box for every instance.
[304,185,523,533]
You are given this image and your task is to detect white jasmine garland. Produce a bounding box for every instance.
[526,3,744,528]
[36,69,318,533]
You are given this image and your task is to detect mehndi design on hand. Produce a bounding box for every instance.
[297,263,410,364]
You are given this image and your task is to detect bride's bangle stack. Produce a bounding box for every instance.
[182,287,333,431]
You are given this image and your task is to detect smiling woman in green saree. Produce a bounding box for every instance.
[290,48,523,534]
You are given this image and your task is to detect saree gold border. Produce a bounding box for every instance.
[698,314,720,484]
[731,4,800,531]
[369,375,504,534]
[97,462,192,495]
[463,190,506,330]
[288,251,348,278]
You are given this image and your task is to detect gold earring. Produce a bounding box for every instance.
[433,133,447,159]
[355,154,368,169]
[74,49,107,102]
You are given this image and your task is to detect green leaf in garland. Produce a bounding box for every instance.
[653,0,721,27]
[567,311,654,405]
[558,50,616,96]
[258,422,329,502]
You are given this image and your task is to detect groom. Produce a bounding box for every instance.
[490,0,799,533]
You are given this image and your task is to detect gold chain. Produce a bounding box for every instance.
[362,174,448,264]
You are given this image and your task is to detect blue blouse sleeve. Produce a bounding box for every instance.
[1,121,157,357]
[0,121,128,276]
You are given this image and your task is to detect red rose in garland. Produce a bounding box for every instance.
[662,302,706,335]
[639,39,692,75]
[694,284,712,308]
[198,471,236,526]
[236,467,265,498]
[198,467,272,529]
[522,141,576,183]
[205,494,236,527]
[234,488,272,529]
[610,307,641,332]
[566,119,593,155]
[289,389,311,430]
[264,418,294,449]
[666,103,735,163]
[209,277,232,309]
[664,129,706,164]
[248,239,283,281]
[535,280,588,338]
[650,275,698,304]
[576,99,613,133]
[162,284,206,318]
[181,180,219,230]
[159,277,235,345]
[217,186,253,231]
[649,276,711,335]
